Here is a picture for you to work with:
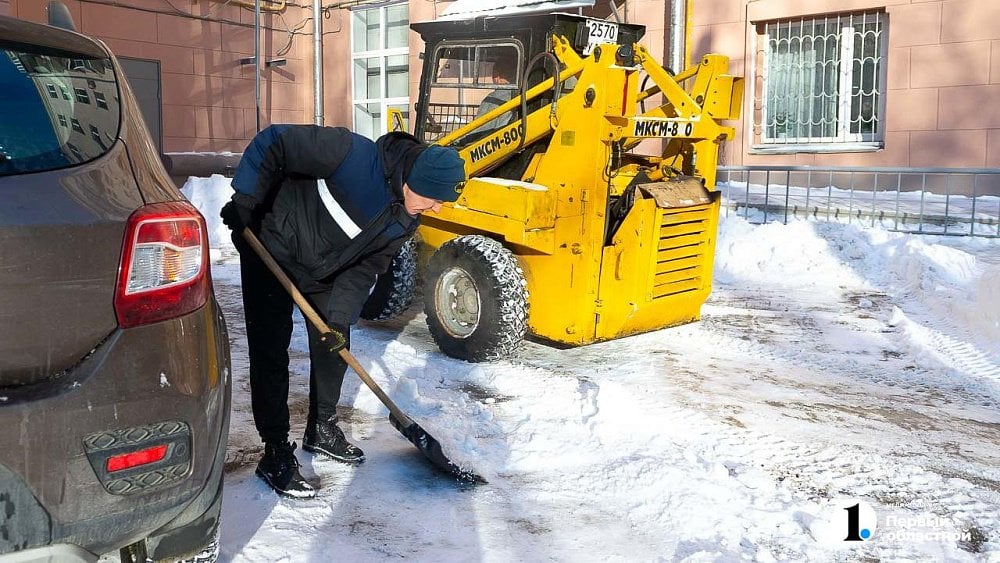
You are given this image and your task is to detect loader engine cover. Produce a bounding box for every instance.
[636,176,713,208]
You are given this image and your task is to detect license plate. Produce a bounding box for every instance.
[583,20,619,55]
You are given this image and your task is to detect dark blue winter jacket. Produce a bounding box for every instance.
[231,125,424,325]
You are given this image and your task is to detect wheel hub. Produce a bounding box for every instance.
[435,267,480,338]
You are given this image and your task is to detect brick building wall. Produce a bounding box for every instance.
[7,0,995,173]
[690,0,1000,169]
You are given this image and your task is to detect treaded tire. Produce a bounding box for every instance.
[424,235,528,362]
[360,238,417,321]
[168,526,219,563]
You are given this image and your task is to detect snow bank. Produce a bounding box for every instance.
[716,216,998,343]
[180,174,235,257]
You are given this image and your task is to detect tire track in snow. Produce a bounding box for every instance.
[592,368,999,559]
[890,307,1000,397]
[490,355,1000,560]
[499,288,1000,559]
[687,289,999,467]
[703,286,1000,408]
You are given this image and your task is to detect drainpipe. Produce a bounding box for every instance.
[669,0,685,73]
[313,0,324,125]
[254,0,262,131]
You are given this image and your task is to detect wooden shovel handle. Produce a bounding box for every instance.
[241,229,413,426]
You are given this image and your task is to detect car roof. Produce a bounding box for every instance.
[0,14,107,59]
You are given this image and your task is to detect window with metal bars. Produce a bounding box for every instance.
[755,11,886,150]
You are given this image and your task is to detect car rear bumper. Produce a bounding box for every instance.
[0,298,231,559]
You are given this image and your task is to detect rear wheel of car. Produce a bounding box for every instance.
[119,525,219,563]
[118,520,220,563]
[360,238,417,321]
[119,540,148,563]
[172,526,219,563]
[424,235,528,362]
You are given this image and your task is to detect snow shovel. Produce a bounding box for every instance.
[241,229,485,484]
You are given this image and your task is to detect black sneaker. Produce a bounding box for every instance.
[255,441,316,499]
[303,418,365,464]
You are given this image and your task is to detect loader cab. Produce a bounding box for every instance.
[411,13,644,150]
[418,40,525,145]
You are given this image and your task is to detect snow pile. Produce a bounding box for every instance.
[438,0,595,21]
[715,218,869,289]
[181,174,235,257]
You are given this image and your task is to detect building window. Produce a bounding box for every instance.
[58,114,67,127]
[71,118,83,133]
[60,85,70,100]
[95,91,108,110]
[90,124,101,143]
[755,11,885,150]
[74,87,90,104]
[66,142,83,160]
[46,84,58,98]
[351,2,409,139]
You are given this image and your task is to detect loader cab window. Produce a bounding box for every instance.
[420,41,522,145]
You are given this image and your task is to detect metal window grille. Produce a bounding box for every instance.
[422,102,481,142]
[757,11,885,147]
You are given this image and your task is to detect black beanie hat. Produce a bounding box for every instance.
[405,146,466,202]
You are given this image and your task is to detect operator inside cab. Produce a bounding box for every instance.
[471,57,519,135]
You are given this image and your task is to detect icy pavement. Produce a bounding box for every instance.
[182,176,1000,561]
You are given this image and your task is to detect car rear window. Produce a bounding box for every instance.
[0,45,121,176]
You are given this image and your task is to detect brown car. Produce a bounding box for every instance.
[0,12,230,563]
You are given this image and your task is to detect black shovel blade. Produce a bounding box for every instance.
[389,413,487,484]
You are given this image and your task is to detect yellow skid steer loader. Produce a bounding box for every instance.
[361,12,743,362]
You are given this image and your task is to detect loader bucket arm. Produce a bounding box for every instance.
[636,49,743,123]
[619,47,742,188]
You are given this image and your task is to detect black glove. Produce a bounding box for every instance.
[220,200,254,232]
[320,323,348,353]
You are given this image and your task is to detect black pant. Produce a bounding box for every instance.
[234,232,349,445]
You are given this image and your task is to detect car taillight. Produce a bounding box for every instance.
[114,201,210,328]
